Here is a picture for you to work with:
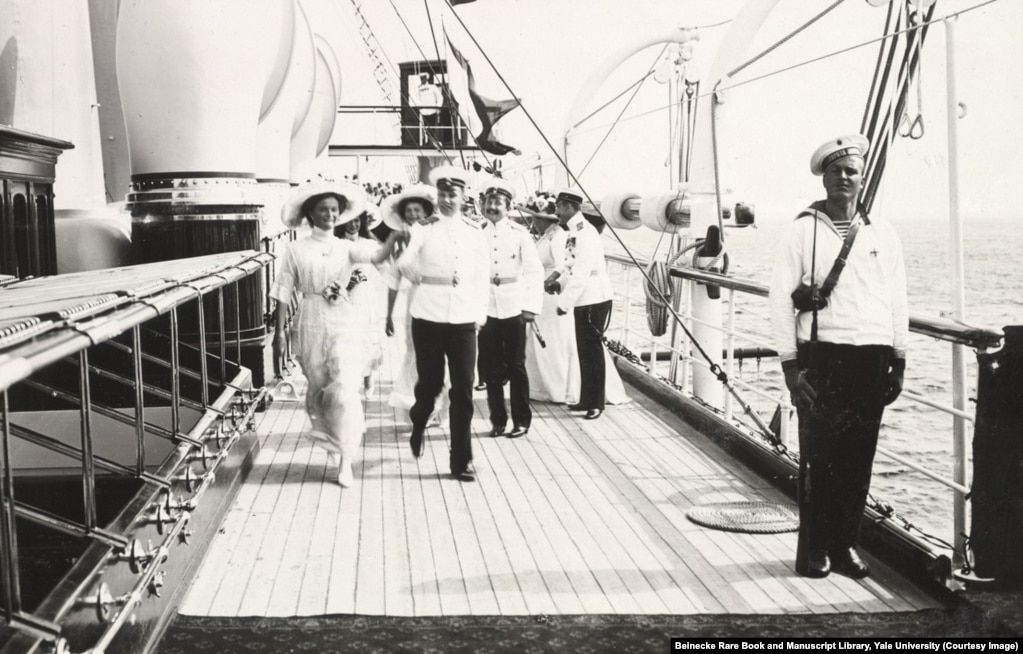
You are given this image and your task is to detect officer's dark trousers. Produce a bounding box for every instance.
[410,319,476,474]
[796,342,892,554]
[479,314,530,429]
[574,300,612,411]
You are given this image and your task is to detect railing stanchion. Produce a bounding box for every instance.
[196,290,209,409]
[170,308,181,440]
[218,287,227,385]
[78,351,98,530]
[0,390,22,618]
[724,288,736,421]
[132,326,146,476]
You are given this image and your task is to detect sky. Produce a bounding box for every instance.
[329,0,1023,224]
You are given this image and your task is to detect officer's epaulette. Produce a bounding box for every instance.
[420,215,440,226]
[460,216,482,229]
[574,220,584,231]
[507,220,527,232]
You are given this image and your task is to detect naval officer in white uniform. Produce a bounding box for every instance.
[545,187,614,420]
[477,177,544,438]
[397,165,490,482]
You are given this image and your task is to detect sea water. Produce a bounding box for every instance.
[604,214,1021,543]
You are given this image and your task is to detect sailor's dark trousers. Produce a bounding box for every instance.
[796,342,893,554]
[479,314,530,429]
[410,319,476,475]
[574,300,612,411]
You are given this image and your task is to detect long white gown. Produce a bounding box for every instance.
[270,229,377,461]
[525,224,629,405]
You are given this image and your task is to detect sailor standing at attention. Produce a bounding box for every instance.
[769,134,908,579]
[477,177,544,438]
[397,165,490,482]
[545,187,614,420]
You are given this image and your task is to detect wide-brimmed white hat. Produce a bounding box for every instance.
[281,180,366,228]
[381,184,437,231]
[363,203,382,232]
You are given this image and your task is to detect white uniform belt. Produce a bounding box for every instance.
[490,275,519,286]
[421,274,460,286]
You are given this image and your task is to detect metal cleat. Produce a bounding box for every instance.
[276,380,296,399]
[122,539,156,574]
[178,527,194,545]
[174,465,197,492]
[144,504,174,535]
[147,571,166,598]
[161,490,196,514]
[189,444,212,469]
[203,423,227,448]
[79,582,128,623]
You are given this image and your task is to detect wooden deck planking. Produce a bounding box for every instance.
[550,404,746,613]
[603,388,937,614]
[237,410,317,616]
[598,407,817,614]
[177,404,293,616]
[201,405,307,616]
[495,409,623,614]
[180,350,944,619]
[476,416,587,614]
[460,418,557,616]
[525,406,670,613]
[603,392,881,614]
[388,399,445,616]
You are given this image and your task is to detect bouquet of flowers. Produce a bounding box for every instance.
[320,268,369,304]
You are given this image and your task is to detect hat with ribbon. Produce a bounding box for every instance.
[281,180,366,228]
[810,134,869,176]
[380,183,437,231]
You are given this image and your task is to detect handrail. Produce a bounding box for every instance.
[606,252,1004,349]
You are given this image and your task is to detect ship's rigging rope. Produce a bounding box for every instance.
[442,1,777,444]
[577,45,669,180]
[347,0,426,182]
[438,0,1002,565]
[569,0,999,140]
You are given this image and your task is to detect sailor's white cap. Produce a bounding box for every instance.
[479,177,516,202]
[281,180,365,229]
[428,164,470,190]
[552,186,584,205]
[810,134,869,176]
[380,183,437,231]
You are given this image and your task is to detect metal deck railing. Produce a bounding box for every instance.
[604,251,1004,578]
[0,252,272,653]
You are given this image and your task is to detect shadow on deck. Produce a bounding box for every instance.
[161,345,1015,648]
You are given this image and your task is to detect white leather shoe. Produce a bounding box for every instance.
[338,460,354,487]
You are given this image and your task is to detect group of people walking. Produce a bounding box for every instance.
[271,164,623,487]
[270,132,909,581]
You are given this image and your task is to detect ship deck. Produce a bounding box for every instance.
[177,345,941,619]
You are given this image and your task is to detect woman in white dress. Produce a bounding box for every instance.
[379,184,448,421]
[523,206,629,405]
[271,182,402,487]
[336,204,386,393]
